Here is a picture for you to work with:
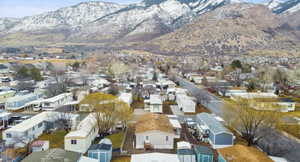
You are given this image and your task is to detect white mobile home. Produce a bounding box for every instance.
[135,113,177,149]
[5,92,43,110]
[3,112,78,147]
[41,93,73,111]
[144,95,163,113]
[176,94,196,113]
[65,113,98,153]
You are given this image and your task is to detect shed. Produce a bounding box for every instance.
[88,138,112,162]
[177,149,196,162]
[193,145,213,162]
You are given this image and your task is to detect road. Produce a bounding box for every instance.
[174,76,224,116]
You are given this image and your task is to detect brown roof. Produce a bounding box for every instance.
[217,144,273,162]
[135,113,174,134]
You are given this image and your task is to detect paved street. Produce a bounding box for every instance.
[174,76,224,116]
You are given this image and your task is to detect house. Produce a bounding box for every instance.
[0,110,11,129]
[3,111,78,147]
[40,93,73,111]
[217,88,247,97]
[65,113,98,153]
[88,138,112,162]
[131,153,180,162]
[168,115,182,138]
[176,94,196,113]
[5,92,44,110]
[0,90,15,104]
[118,92,133,106]
[193,145,214,162]
[22,148,82,162]
[135,113,177,149]
[217,144,273,162]
[230,92,278,100]
[250,98,296,112]
[31,140,49,152]
[0,64,9,74]
[196,113,234,149]
[144,95,163,113]
[177,141,196,162]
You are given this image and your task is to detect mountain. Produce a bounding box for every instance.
[267,0,300,14]
[0,0,243,45]
[137,3,300,56]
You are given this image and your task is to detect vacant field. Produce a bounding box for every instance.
[37,130,67,148]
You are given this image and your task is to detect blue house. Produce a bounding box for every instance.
[88,138,112,162]
[195,113,234,149]
[193,145,214,162]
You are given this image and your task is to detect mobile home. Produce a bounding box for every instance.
[65,113,98,153]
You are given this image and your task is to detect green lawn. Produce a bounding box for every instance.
[37,130,67,148]
[106,132,125,149]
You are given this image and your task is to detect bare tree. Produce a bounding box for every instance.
[223,98,282,146]
[80,93,132,135]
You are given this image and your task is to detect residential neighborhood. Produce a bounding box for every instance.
[0,49,298,162]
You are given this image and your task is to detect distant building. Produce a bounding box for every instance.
[144,95,163,113]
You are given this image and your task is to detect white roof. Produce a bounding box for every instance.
[65,113,97,138]
[269,156,288,162]
[0,90,15,96]
[177,141,191,149]
[4,111,60,133]
[43,93,71,103]
[0,111,11,118]
[149,95,162,104]
[78,156,99,162]
[131,153,180,162]
[118,93,132,105]
[232,92,278,99]
[169,119,182,129]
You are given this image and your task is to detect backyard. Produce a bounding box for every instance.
[106,132,125,149]
[112,156,131,162]
[37,130,67,148]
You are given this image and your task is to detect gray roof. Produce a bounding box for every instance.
[196,113,232,135]
[177,149,195,155]
[22,148,81,162]
[194,145,213,155]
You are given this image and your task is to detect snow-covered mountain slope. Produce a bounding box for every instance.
[267,0,300,14]
[0,0,243,39]
[5,1,127,32]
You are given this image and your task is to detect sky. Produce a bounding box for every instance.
[0,0,268,18]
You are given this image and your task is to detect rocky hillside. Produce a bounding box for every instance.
[138,3,299,55]
[0,0,243,45]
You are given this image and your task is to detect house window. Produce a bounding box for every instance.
[71,140,77,145]
[6,133,12,138]
[166,136,169,141]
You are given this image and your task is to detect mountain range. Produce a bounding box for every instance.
[0,0,299,56]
